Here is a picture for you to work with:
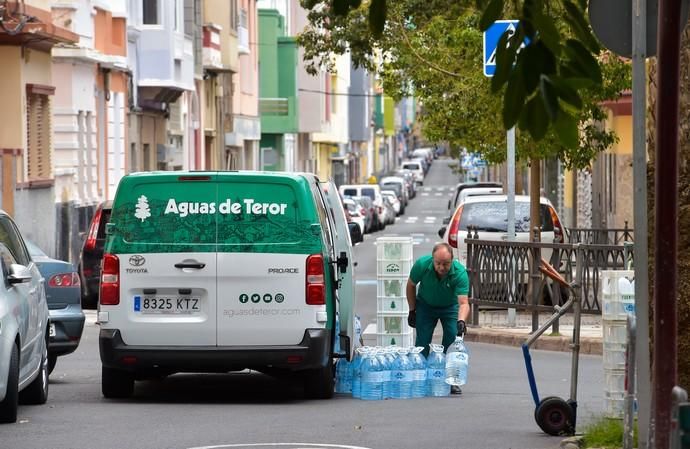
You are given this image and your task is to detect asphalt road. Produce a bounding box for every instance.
[0,160,606,449]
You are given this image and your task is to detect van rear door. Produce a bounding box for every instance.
[215,175,321,346]
[107,174,218,346]
[321,181,356,360]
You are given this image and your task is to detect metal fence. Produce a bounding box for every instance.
[465,228,633,327]
[566,223,633,245]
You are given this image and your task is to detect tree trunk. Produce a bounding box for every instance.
[647,26,690,391]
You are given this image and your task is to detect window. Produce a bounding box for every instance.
[229,0,238,32]
[0,217,30,266]
[143,0,159,25]
[26,89,53,181]
[238,8,249,54]
[330,74,338,114]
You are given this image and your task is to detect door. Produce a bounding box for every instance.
[320,181,356,360]
[215,176,316,346]
[110,176,218,346]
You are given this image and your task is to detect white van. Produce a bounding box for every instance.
[338,184,386,231]
[400,160,425,185]
[98,171,360,399]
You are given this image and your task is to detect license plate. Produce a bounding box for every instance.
[49,323,56,338]
[133,295,201,314]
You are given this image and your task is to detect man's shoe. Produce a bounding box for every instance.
[450,385,462,395]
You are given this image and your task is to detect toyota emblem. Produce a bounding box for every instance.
[129,255,146,267]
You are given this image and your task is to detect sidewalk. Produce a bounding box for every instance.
[363,310,603,355]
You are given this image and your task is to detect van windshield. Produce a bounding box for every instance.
[459,202,554,233]
[361,188,376,201]
[342,188,358,197]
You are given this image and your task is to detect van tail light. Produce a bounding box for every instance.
[99,254,120,305]
[84,208,103,251]
[447,205,464,249]
[305,254,325,305]
[48,273,81,287]
[549,207,565,243]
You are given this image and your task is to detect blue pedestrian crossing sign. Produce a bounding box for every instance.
[483,20,521,77]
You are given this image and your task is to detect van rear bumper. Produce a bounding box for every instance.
[99,328,331,373]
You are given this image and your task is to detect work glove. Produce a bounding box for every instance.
[407,310,416,328]
[457,320,467,337]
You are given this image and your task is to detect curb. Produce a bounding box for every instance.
[465,328,603,355]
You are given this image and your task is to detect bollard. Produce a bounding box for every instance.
[671,386,689,449]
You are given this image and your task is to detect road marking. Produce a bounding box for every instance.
[421,192,430,196]
[189,444,374,449]
[434,193,443,196]
[405,216,418,223]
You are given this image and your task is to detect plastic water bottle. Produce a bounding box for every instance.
[376,348,393,399]
[445,336,469,387]
[351,348,365,398]
[335,358,352,394]
[408,347,427,398]
[360,351,383,400]
[391,348,413,399]
[426,344,450,397]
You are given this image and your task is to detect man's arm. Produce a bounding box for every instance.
[406,278,417,311]
[458,294,470,322]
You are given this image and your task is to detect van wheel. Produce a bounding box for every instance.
[0,344,19,423]
[20,340,49,405]
[303,364,334,400]
[102,366,134,399]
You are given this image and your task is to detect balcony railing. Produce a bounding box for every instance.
[259,97,290,116]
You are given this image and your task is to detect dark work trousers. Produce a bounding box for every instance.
[415,299,459,358]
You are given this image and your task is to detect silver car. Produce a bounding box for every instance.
[0,211,50,423]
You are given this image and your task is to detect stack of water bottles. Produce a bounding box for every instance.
[334,342,469,399]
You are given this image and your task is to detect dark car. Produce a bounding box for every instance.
[25,240,85,375]
[78,201,112,309]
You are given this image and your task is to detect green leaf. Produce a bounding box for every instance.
[333,0,350,16]
[369,0,386,38]
[491,30,514,92]
[564,39,602,84]
[521,42,556,93]
[525,95,549,140]
[479,0,504,31]
[503,68,526,128]
[349,0,362,8]
[550,76,583,109]
[563,1,601,53]
[539,75,559,121]
[532,11,561,56]
[303,0,320,9]
[554,110,579,148]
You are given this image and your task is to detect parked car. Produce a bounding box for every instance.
[445,182,503,224]
[439,195,565,266]
[0,211,50,423]
[342,197,366,236]
[400,160,425,185]
[379,176,408,210]
[393,169,417,198]
[381,190,401,217]
[351,196,374,233]
[338,184,385,231]
[25,240,85,375]
[78,201,112,309]
[381,195,396,225]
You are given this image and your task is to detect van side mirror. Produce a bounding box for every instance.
[442,217,450,225]
[437,226,446,239]
[348,222,363,245]
[8,264,32,285]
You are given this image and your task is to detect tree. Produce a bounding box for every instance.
[298,1,630,170]
[135,195,151,222]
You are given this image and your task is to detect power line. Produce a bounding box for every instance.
[298,88,395,98]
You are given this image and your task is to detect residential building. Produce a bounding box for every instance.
[257,8,298,171]
[225,0,261,170]
[201,0,237,170]
[127,0,195,174]
[0,1,77,256]
[51,0,128,262]
[348,67,370,184]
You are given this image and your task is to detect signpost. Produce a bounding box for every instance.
[484,20,519,326]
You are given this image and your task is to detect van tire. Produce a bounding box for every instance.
[0,344,19,423]
[102,366,134,399]
[303,364,334,400]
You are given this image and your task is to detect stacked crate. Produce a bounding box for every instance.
[376,237,414,347]
[600,270,635,418]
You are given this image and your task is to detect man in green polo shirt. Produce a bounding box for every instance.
[406,242,470,364]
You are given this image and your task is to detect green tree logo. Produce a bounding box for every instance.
[135,195,151,222]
